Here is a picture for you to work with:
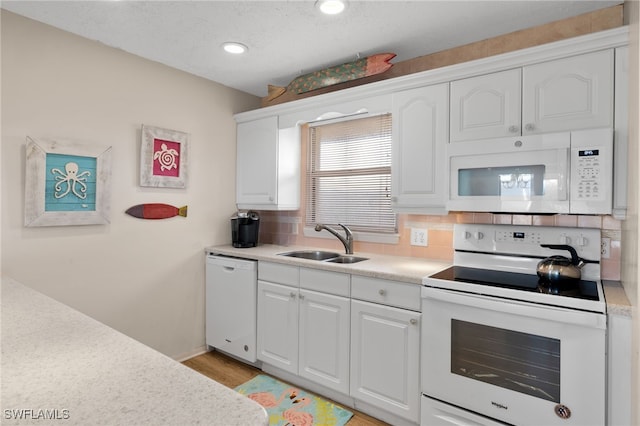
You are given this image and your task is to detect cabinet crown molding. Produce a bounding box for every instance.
[234,26,629,125]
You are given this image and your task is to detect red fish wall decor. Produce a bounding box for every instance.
[125,204,187,220]
[267,53,396,101]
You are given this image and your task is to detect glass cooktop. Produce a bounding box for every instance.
[430,266,600,301]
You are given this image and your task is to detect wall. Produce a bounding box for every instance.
[259,205,623,279]
[621,1,640,423]
[1,11,260,359]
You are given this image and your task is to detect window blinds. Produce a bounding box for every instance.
[306,114,396,234]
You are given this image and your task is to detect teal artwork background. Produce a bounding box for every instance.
[45,153,97,212]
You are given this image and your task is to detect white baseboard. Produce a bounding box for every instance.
[173,345,209,362]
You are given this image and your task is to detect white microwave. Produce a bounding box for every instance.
[446,128,613,214]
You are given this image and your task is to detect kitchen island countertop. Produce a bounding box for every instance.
[1,277,268,426]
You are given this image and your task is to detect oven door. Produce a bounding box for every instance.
[447,132,569,213]
[421,286,606,426]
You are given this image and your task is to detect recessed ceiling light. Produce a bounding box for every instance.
[316,0,346,15]
[222,42,248,54]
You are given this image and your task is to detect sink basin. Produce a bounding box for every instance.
[278,250,341,261]
[277,251,369,264]
[325,255,369,264]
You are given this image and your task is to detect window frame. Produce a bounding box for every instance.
[304,113,398,241]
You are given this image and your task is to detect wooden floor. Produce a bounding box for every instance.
[182,350,389,426]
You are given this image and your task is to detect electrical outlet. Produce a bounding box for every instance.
[411,228,428,247]
[601,237,611,259]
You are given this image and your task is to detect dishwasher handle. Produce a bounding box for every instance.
[206,254,257,271]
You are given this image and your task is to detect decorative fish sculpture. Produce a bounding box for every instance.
[125,203,187,220]
[267,53,396,101]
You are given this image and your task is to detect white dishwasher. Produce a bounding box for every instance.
[205,253,257,363]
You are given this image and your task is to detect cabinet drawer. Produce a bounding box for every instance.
[351,275,421,311]
[258,261,299,286]
[300,267,350,297]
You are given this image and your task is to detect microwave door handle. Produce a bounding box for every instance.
[557,149,569,201]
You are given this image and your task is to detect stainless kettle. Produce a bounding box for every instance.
[536,244,585,283]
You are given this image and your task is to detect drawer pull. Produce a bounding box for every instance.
[290,292,297,299]
[410,319,418,325]
[378,289,386,296]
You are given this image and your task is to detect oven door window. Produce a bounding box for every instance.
[451,319,560,402]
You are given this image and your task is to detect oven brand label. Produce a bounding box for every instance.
[491,401,508,410]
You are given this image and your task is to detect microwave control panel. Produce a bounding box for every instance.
[570,128,613,214]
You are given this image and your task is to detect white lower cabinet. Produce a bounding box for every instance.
[350,299,421,423]
[257,262,421,423]
[257,280,299,374]
[298,289,350,394]
[257,263,350,394]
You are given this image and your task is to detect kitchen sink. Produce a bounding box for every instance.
[278,250,341,261]
[325,255,369,264]
[277,250,368,264]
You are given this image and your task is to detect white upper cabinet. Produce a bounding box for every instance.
[236,116,300,210]
[450,69,522,142]
[522,49,614,134]
[391,83,449,214]
[450,50,614,142]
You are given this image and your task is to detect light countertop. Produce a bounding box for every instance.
[603,280,633,317]
[206,244,632,317]
[1,277,268,426]
[206,244,450,284]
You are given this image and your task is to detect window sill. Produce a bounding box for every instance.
[303,227,399,245]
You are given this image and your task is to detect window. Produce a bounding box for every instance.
[306,114,396,234]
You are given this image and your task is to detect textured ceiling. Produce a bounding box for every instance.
[2,1,622,97]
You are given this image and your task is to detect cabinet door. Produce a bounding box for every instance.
[298,289,350,394]
[450,68,521,142]
[522,50,613,134]
[257,280,298,374]
[391,83,448,214]
[350,300,421,422]
[236,116,278,206]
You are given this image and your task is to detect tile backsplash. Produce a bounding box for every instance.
[256,211,621,280]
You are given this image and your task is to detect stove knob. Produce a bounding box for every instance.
[577,235,587,246]
[560,234,571,244]
[464,231,472,240]
[474,232,484,240]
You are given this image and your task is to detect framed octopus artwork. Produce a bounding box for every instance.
[24,137,112,227]
[139,125,190,189]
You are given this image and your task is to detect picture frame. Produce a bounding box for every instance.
[24,137,112,227]
[140,125,190,188]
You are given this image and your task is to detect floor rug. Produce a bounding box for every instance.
[235,374,354,426]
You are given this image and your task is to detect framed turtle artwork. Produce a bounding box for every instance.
[24,137,112,227]
[139,125,190,189]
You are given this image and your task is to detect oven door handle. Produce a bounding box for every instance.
[422,287,606,329]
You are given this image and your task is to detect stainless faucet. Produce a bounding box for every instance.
[315,223,354,254]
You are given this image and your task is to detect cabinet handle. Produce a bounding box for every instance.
[299,294,305,300]
[410,319,418,325]
[290,292,297,299]
[378,289,386,296]
[524,123,535,132]
[508,125,519,133]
